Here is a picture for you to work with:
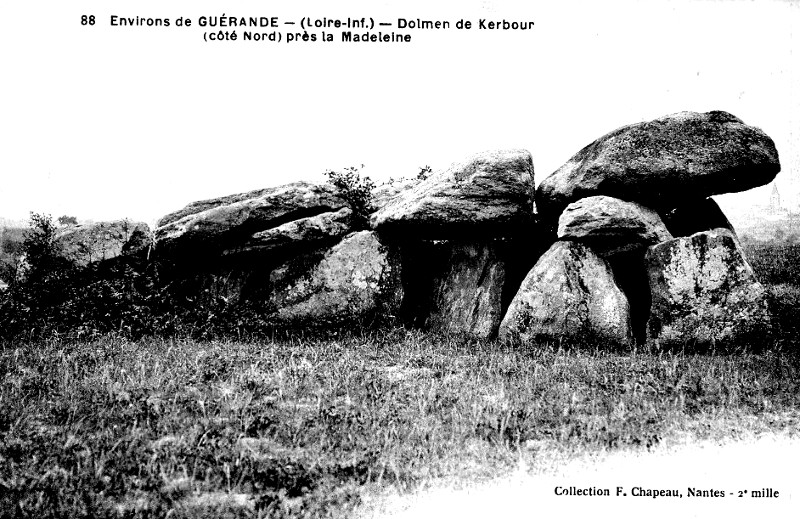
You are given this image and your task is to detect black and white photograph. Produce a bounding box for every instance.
[0,0,798,517]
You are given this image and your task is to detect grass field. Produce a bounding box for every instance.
[2,330,798,518]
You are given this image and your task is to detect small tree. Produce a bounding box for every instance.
[0,228,24,284]
[323,165,375,229]
[0,214,76,337]
[20,213,72,286]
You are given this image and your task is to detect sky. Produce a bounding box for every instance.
[0,0,798,226]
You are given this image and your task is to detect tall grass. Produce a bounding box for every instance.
[2,330,798,518]
[743,242,800,286]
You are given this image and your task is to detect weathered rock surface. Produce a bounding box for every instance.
[157,187,279,228]
[155,182,347,257]
[56,220,151,266]
[370,179,415,213]
[557,196,672,256]
[660,198,736,238]
[426,242,506,339]
[370,149,535,238]
[267,231,402,324]
[537,111,780,219]
[222,208,353,257]
[499,241,633,346]
[645,229,770,349]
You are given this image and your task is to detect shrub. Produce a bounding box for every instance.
[18,213,72,285]
[417,165,432,181]
[323,166,375,229]
[57,214,78,226]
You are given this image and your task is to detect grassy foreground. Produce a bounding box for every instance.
[1,330,799,518]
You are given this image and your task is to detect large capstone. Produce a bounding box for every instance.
[498,241,633,347]
[557,196,672,256]
[537,111,780,220]
[222,208,353,258]
[645,229,771,349]
[266,231,402,325]
[370,149,535,238]
[157,185,313,228]
[370,179,416,213]
[154,182,348,259]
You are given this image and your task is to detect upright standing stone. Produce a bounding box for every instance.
[646,229,770,349]
[499,241,633,347]
[426,242,506,339]
[267,231,403,325]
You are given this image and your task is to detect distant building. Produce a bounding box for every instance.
[768,183,781,214]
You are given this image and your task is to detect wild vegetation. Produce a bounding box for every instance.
[0,214,281,342]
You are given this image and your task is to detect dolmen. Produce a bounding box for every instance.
[141,110,778,350]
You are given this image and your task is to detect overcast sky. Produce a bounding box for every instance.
[1,0,797,225]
